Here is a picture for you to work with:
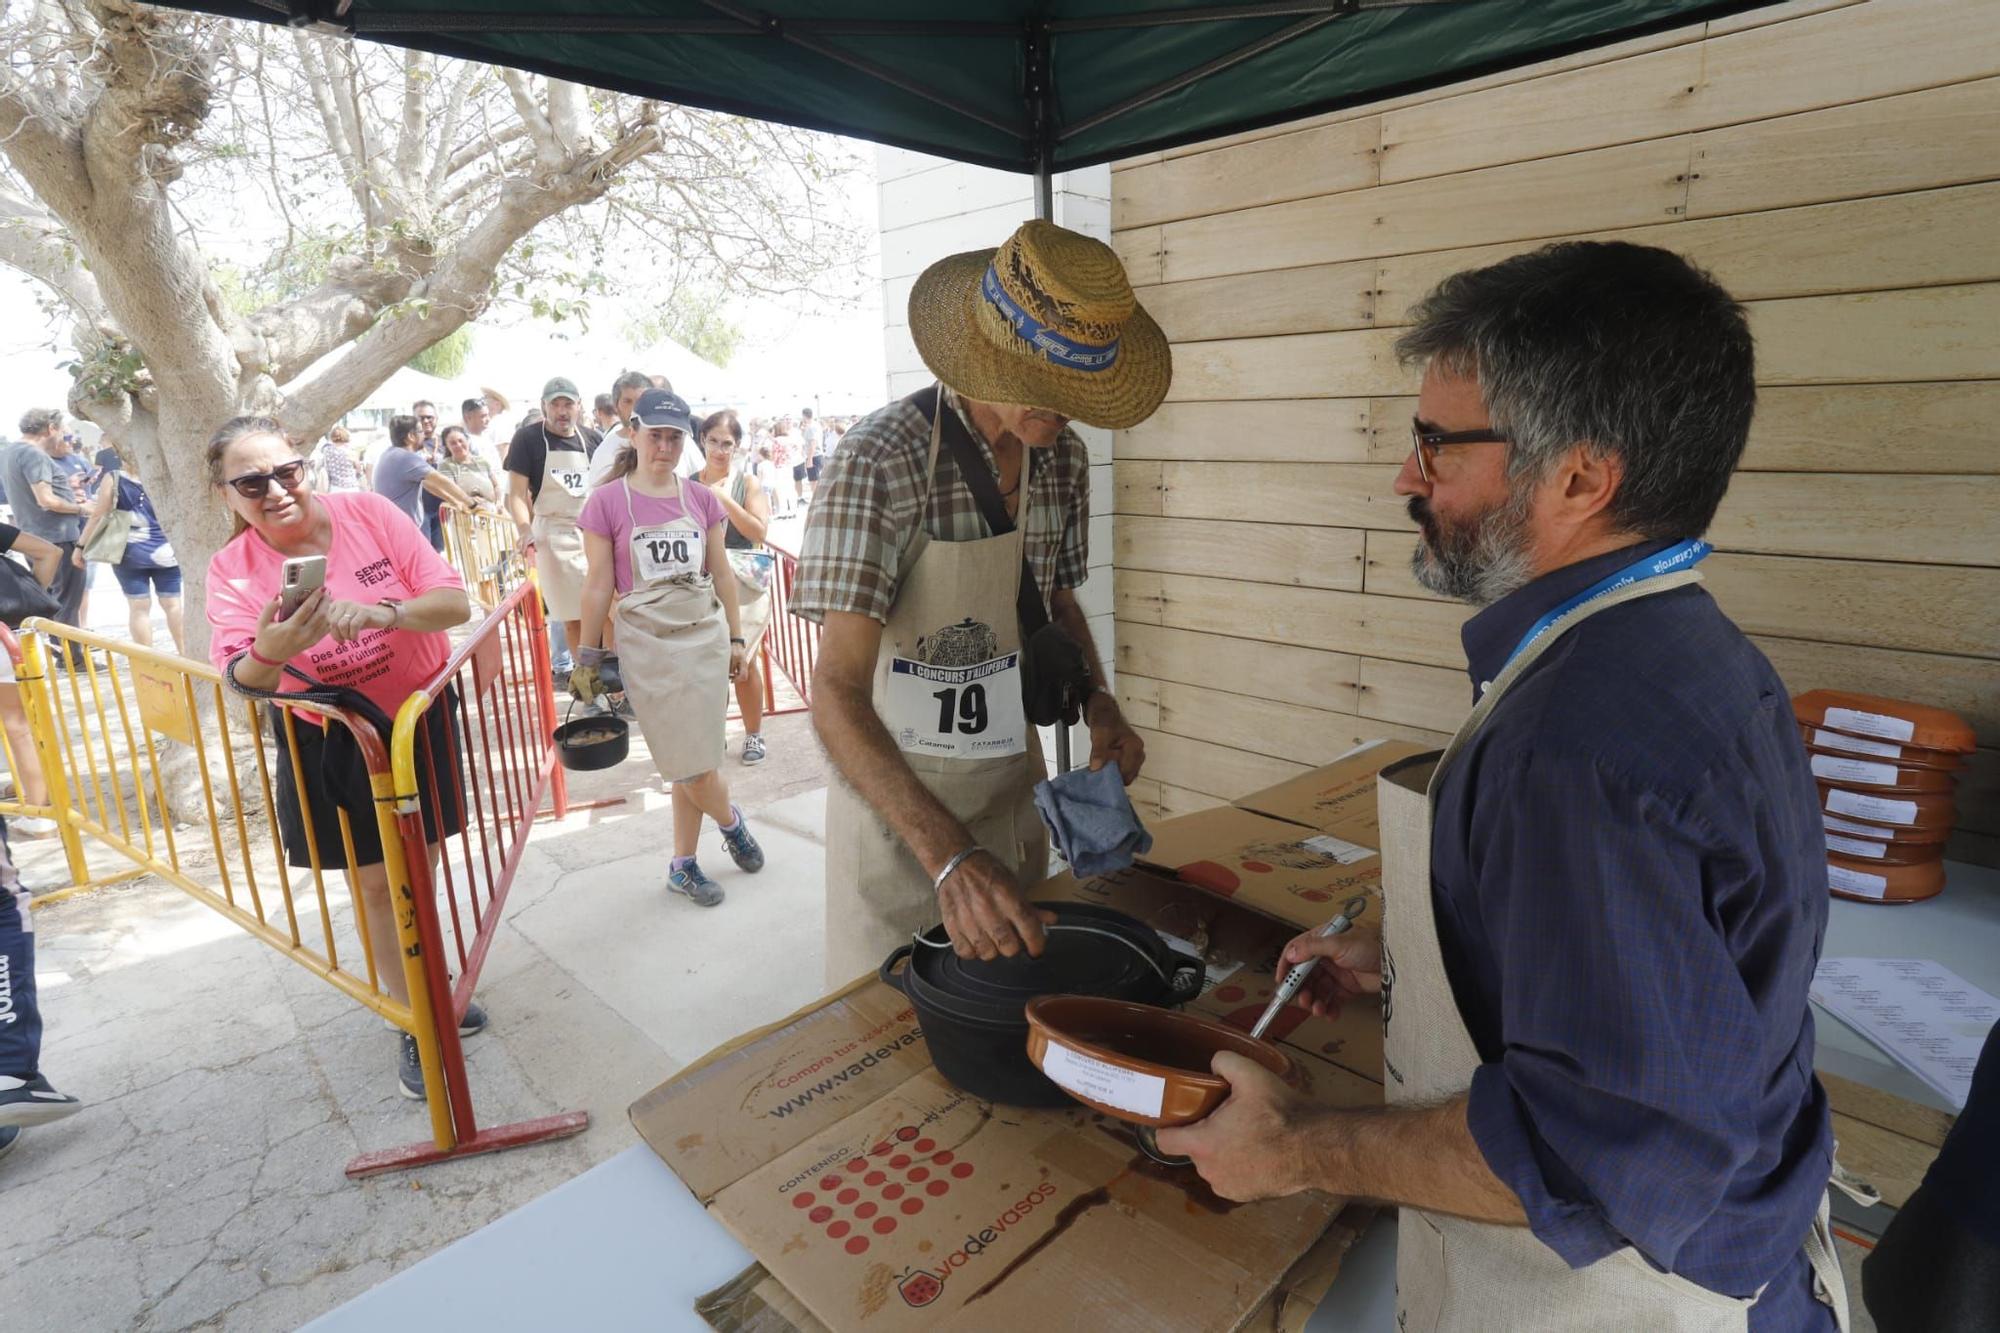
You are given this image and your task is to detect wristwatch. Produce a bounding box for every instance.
[376,597,405,629]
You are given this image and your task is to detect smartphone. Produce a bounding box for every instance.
[277,555,327,621]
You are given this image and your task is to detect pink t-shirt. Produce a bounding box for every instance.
[207,491,465,716]
[576,477,725,595]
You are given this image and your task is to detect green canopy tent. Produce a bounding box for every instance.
[190,0,1780,213]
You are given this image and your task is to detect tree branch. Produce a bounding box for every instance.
[0,184,110,327]
[283,119,660,436]
[392,46,428,207]
[499,68,558,167]
[291,31,369,217]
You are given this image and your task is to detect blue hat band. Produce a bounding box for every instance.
[980,264,1120,373]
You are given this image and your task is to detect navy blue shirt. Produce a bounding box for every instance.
[1432,540,1835,1330]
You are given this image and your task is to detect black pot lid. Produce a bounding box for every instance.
[907,901,1168,1020]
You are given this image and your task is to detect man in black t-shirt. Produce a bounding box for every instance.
[503,378,600,659]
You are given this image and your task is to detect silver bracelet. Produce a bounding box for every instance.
[932,846,981,893]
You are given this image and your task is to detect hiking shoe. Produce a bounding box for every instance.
[608,693,637,721]
[719,811,764,874]
[457,998,488,1037]
[397,1033,426,1101]
[0,1125,19,1163]
[0,1073,83,1129]
[741,733,767,766]
[667,859,725,907]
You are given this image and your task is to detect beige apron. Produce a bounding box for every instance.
[531,429,591,621]
[725,473,774,657]
[1377,572,1849,1332]
[610,478,729,782]
[821,394,1047,986]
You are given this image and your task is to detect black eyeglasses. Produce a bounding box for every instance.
[1410,418,1511,483]
[224,460,309,499]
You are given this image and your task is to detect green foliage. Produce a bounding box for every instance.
[623,287,743,368]
[60,337,147,402]
[408,326,472,377]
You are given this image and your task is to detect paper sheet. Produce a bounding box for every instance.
[1810,957,1999,1109]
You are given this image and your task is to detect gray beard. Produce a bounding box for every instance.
[1408,486,1537,607]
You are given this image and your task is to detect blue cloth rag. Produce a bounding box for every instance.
[1033,763,1153,878]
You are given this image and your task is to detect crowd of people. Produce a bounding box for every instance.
[4,214,1997,1333]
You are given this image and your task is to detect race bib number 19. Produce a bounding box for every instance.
[885,654,1027,758]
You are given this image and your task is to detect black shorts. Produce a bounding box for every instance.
[269,689,464,870]
[791,462,808,481]
[807,457,824,481]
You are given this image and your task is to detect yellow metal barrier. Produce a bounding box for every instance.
[441,507,525,609]
[12,619,455,1155]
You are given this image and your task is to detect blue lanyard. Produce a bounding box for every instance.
[1501,539,1711,672]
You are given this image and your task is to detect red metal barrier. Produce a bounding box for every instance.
[345,579,586,1176]
[762,537,817,715]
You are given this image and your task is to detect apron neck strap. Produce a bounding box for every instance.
[1431,567,1705,787]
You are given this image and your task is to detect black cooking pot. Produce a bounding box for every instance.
[552,699,629,772]
[880,900,1204,1107]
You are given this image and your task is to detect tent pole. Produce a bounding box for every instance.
[1034,166,1054,222]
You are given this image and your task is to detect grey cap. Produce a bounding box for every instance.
[541,376,581,403]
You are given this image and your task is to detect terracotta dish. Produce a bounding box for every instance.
[1791,690,1975,754]
[1023,995,1292,1128]
[1797,725,1965,772]
[1817,783,1956,831]
[1827,848,1946,904]
[1822,811,1951,847]
[1803,748,1958,794]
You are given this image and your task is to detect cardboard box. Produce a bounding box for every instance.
[1134,740,1436,932]
[635,740,1434,1331]
[632,975,1379,1332]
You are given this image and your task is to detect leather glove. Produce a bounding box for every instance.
[569,665,602,703]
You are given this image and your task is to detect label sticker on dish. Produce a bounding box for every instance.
[1041,1042,1166,1119]
[1301,833,1375,865]
[1824,814,1891,840]
[1823,707,1916,743]
[1826,788,1918,826]
[1827,834,1888,859]
[1812,728,1902,760]
[1811,754,1899,786]
[1827,864,1888,899]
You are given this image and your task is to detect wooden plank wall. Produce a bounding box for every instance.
[1106,0,2000,866]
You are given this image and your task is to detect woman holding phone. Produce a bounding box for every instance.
[574,389,763,907]
[203,416,482,1102]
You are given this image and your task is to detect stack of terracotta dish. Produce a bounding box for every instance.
[1793,690,1974,904]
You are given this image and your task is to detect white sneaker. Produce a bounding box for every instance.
[741,733,767,766]
[11,816,58,839]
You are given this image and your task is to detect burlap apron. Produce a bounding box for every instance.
[531,430,591,621]
[610,479,729,782]
[726,471,774,657]
[821,397,1046,986]
[1377,571,1849,1332]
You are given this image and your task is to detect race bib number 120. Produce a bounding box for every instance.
[885,653,1027,758]
[632,525,700,582]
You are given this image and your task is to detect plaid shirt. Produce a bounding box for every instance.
[791,386,1090,625]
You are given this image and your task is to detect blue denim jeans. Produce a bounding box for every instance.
[548,617,573,675]
[0,821,40,1079]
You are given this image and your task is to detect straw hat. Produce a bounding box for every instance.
[906,220,1170,430]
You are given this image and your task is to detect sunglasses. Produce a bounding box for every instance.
[225,459,309,499]
[1410,418,1511,483]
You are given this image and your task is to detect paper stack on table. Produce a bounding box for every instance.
[1811,956,1999,1109]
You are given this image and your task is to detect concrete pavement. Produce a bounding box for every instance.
[0,707,832,1332]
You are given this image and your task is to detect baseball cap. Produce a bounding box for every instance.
[541,376,581,403]
[631,388,694,436]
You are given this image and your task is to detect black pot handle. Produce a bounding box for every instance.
[1167,956,1205,1005]
[879,943,915,995]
